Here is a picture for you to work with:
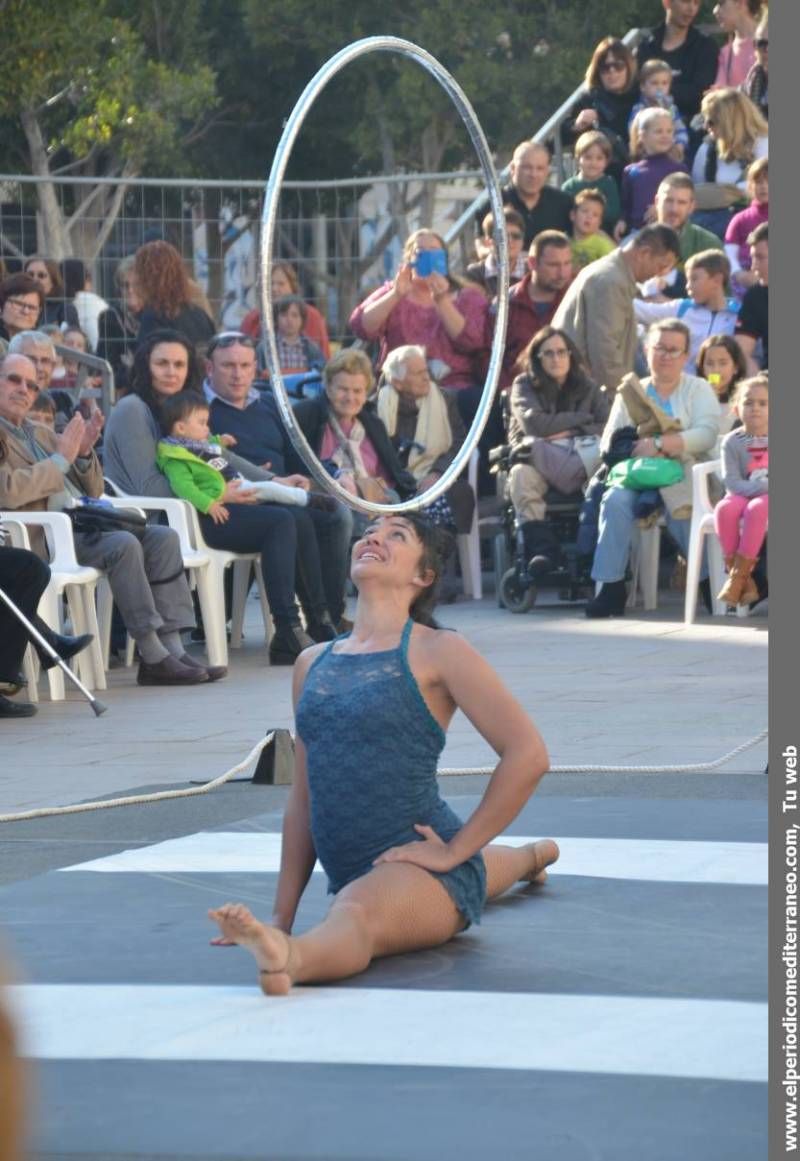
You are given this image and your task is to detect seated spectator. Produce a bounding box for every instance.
[562,37,638,180]
[262,295,325,377]
[104,329,330,662]
[498,230,574,390]
[569,190,616,272]
[628,59,690,160]
[619,108,687,234]
[724,157,768,294]
[377,345,475,535]
[735,221,768,372]
[554,224,680,394]
[634,250,739,372]
[293,348,416,532]
[27,389,56,428]
[712,0,762,90]
[240,262,331,359]
[561,130,622,236]
[0,275,44,348]
[61,259,110,352]
[156,392,334,515]
[507,327,609,577]
[714,372,768,607]
[133,241,215,351]
[696,332,748,445]
[6,330,78,430]
[202,331,353,634]
[23,257,78,329]
[0,537,93,717]
[742,13,768,120]
[636,1,719,126]
[500,142,573,247]
[96,256,141,387]
[466,207,527,297]
[348,227,490,429]
[640,174,722,299]
[0,350,216,685]
[585,319,720,617]
[691,88,768,238]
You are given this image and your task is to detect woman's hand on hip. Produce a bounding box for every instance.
[373,824,458,873]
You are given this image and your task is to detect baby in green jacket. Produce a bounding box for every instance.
[156,392,334,524]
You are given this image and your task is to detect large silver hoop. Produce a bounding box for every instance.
[261,36,509,516]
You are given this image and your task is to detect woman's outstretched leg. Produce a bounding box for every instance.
[209,863,465,996]
[482,839,560,899]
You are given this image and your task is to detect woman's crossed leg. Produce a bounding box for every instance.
[209,840,558,996]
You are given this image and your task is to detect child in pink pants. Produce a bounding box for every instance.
[714,374,768,606]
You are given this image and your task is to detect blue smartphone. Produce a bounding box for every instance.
[413,250,448,278]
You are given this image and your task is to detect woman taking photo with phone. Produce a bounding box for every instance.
[349,229,490,427]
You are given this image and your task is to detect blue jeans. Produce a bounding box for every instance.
[591,486,706,583]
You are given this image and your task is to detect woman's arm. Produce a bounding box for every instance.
[270,648,323,932]
[349,269,413,339]
[376,634,549,872]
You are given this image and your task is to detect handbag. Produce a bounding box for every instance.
[692,182,745,210]
[67,499,147,544]
[607,456,684,490]
[529,438,588,495]
[355,476,394,505]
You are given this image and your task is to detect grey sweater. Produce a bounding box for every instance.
[103,395,273,497]
[720,428,768,498]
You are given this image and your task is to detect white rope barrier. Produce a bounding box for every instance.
[0,733,275,824]
[0,729,767,824]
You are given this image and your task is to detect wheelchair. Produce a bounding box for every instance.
[489,438,594,614]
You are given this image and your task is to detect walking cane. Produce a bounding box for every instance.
[0,584,108,716]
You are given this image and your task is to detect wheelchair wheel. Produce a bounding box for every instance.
[500,568,537,613]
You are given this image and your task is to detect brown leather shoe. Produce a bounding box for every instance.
[179,653,228,682]
[137,655,210,686]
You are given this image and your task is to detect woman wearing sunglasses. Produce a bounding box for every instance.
[562,38,639,181]
[0,275,44,350]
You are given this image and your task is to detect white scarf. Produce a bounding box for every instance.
[327,412,371,480]
[377,383,453,481]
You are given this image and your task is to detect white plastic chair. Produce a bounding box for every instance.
[0,510,106,700]
[628,520,663,611]
[103,480,271,667]
[456,450,482,600]
[684,461,727,624]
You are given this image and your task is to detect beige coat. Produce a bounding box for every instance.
[0,421,103,553]
[552,249,638,395]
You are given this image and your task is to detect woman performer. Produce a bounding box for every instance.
[210,513,558,994]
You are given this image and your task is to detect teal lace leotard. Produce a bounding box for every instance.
[295,619,487,927]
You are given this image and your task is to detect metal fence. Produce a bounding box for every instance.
[0,26,648,348]
[0,169,485,346]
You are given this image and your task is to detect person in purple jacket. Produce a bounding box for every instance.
[619,108,688,235]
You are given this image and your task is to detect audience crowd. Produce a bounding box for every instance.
[0,0,771,715]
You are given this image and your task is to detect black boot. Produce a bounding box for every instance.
[31,618,94,671]
[305,614,337,644]
[585,580,627,618]
[521,520,559,580]
[269,622,315,665]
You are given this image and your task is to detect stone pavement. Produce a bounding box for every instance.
[0,591,768,1161]
[0,589,768,817]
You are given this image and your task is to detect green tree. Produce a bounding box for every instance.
[0,0,217,259]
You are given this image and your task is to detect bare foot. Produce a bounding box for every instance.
[208,902,294,995]
[521,839,560,884]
